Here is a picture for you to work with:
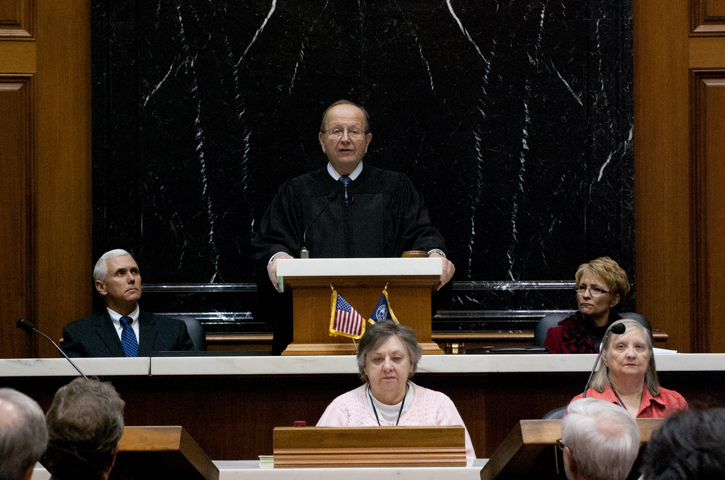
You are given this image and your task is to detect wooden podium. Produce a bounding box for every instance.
[479,419,663,480]
[110,426,219,480]
[273,426,466,467]
[277,258,444,355]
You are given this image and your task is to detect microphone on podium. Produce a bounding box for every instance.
[16,318,87,378]
[582,322,626,398]
[300,192,338,259]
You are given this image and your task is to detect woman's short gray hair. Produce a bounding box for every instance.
[356,320,422,383]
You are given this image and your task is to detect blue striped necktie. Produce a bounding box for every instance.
[339,176,351,205]
[120,316,139,357]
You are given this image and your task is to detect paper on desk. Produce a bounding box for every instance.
[653,347,678,354]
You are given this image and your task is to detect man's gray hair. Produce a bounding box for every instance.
[356,320,422,383]
[93,249,132,281]
[562,398,640,480]
[0,388,48,480]
[43,378,125,480]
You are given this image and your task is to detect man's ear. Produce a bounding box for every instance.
[564,446,578,476]
[319,132,326,153]
[95,279,107,296]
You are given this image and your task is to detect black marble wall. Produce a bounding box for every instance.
[91,0,634,334]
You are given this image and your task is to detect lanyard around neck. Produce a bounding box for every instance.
[368,383,409,426]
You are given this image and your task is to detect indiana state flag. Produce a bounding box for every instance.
[330,290,366,339]
[368,288,399,324]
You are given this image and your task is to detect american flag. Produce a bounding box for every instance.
[330,292,365,339]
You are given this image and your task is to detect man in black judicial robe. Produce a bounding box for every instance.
[252,100,454,354]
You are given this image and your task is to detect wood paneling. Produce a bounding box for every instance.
[692,0,725,34]
[638,1,725,352]
[634,0,692,352]
[691,72,725,351]
[0,0,33,38]
[33,1,92,357]
[0,1,91,358]
[0,76,34,358]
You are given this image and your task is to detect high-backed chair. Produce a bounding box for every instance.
[175,315,207,351]
[534,312,650,347]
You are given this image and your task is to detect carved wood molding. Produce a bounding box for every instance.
[691,0,725,35]
[689,69,725,351]
[0,0,34,38]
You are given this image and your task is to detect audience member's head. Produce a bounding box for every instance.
[561,398,640,480]
[0,389,48,480]
[641,408,725,480]
[43,378,125,480]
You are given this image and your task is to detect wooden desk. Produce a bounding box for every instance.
[4,354,724,461]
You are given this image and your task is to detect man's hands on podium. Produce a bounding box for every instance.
[429,252,455,291]
[268,252,294,290]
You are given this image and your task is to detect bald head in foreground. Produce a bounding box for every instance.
[561,398,640,480]
[0,389,48,480]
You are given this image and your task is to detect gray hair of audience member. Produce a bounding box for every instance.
[320,99,371,133]
[93,249,132,282]
[590,319,661,396]
[0,389,48,480]
[43,378,125,480]
[562,398,640,480]
[642,408,725,480]
[356,320,422,383]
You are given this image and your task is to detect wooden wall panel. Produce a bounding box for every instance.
[0,0,33,38]
[634,0,692,352]
[691,0,725,34]
[691,73,725,351]
[0,77,34,358]
[0,1,90,359]
[33,2,92,357]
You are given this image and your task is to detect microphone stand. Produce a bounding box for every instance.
[16,318,87,378]
[582,323,626,397]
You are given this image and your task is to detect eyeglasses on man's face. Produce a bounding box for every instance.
[575,284,609,297]
[324,125,365,140]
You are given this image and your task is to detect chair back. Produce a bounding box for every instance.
[533,312,651,347]
[176,315,207,351]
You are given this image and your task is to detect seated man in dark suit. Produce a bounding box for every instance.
[42,378,125,480]
[61,249,193,357]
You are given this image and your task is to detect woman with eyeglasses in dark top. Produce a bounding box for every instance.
[544,257,630,354]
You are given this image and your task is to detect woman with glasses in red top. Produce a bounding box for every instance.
[544,257,630,354]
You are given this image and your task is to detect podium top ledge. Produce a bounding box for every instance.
[276,257,443,280]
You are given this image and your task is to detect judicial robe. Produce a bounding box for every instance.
[252,164,447,264]
[251,164,449,353]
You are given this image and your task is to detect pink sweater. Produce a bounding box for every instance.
[317,382,476,464]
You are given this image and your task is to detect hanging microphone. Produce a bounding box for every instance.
[582,322,626,397]
[16,318,87,378]
[300,192,337,258]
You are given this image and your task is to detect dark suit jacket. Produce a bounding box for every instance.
[61,310,194,357]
